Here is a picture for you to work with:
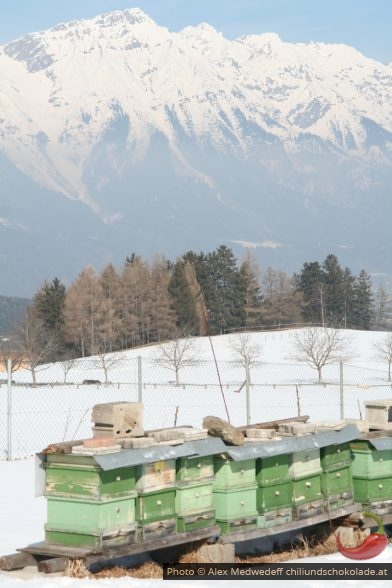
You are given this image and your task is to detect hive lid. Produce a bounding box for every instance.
[94,443,196,470]
[226,424,361,460]
[367,437,392,450]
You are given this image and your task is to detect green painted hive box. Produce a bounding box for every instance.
[176,455,214,484]
[136,459,176,493]
[320,442,351,469]
[256,479,292,513]
[45,454,136,500]
[350,440,392,479]
[292,473,322,507]
[45,494,136,548]
[213,486,257,520]
[256,454,290,486]
[257,507,292,529]
[289,449,321,479]
[177,510,215,533]
[175,481,214,516]
[136,487,176,524]
[353,475,392,504]
[321,464,353,496]
[213,456,256,490]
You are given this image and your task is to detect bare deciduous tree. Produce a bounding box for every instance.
[230,334,261,385]
[18,309,59,384]
[288,327,353,382]
[373,333,392,381]
[155,337,200,386]
[0,338,25,374]
[59,356,78,384]
[93,347,123,384]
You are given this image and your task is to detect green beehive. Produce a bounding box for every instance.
[175,481,214,515]
[45,455,136,500]
[289,448,321,479]
[213,485,258,521]
[350,440,392,479]
[320,442,351,469]
[256,479,292,513]
[136,487,176,523]
[45,495,136,549]
[213,456,256,490]
[353,476,392,505]
[292,472,322,507]
[256,454,290,486]
[176,511,216,533]
[176,455,214,483]
[257,507,292,529]
[321,464,354,509]
[136,459,176,493]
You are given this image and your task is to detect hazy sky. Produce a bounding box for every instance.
[1,0,391,63]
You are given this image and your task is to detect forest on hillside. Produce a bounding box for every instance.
[0,295,30,335]
[3,246,392,363]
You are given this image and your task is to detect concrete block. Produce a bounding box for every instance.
[246,428,275,439]
[149,427,208,442]
[83,437,116,448]
[92,402,144,438]
[197,543,235,563]
[72,444,121,455]
[365,400,392,430]
[120,437,156,449]
[278,422,316,435]
[342,418,369,433]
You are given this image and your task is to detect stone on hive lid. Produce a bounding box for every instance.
[72,444,121,455]
[202,416,245,446]
[278,422,316,435]
[120,437,156,449]
[246,428,275,439]
[149,427,208,442]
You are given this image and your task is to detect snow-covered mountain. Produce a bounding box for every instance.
[1,8,392,295]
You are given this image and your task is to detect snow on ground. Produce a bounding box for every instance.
[1,329,392,587]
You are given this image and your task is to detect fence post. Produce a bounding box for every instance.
[137,356,143,403]
[245,358,250,426]
[339,362,344,420]
[7,358,12,460]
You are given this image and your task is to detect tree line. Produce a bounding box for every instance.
[7,247,392,363]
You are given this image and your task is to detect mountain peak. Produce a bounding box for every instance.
[95,7,154,27]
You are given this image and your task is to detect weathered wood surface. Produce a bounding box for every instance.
[38,557,69,574]
[20,526,221,571]
[237,415,309,432]
[219,503,362,544]
[0,551,37,571]
[203,416,245,445]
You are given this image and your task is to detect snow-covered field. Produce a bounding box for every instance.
[1,329,391,459]
[1,328,392,587]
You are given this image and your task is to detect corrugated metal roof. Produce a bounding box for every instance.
[187,437,227,457]
[368,437,392,450]
[94,443,196,470]
[226,425,361,460]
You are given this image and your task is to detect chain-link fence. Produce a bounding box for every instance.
[1,356,391,459]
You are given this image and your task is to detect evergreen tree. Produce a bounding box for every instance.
[168,259,199,335]
[296,261,324,324]
[322,254,345,327]
[239,251,262,327]
[373,285,392,330]
[342,267,357,328]
[31,277,66,359]
[204,246,244,333]
[353,270,373,330]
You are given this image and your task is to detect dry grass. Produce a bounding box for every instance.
[63,528,372,579]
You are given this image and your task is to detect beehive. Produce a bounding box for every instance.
[44,454,137,548]
[350,438,392,512]
[213,456,256,490]
[320,463,354,509]
[256,454,290,486]
[175,454,215,533]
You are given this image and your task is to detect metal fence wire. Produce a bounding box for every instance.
[1,357,392,459]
